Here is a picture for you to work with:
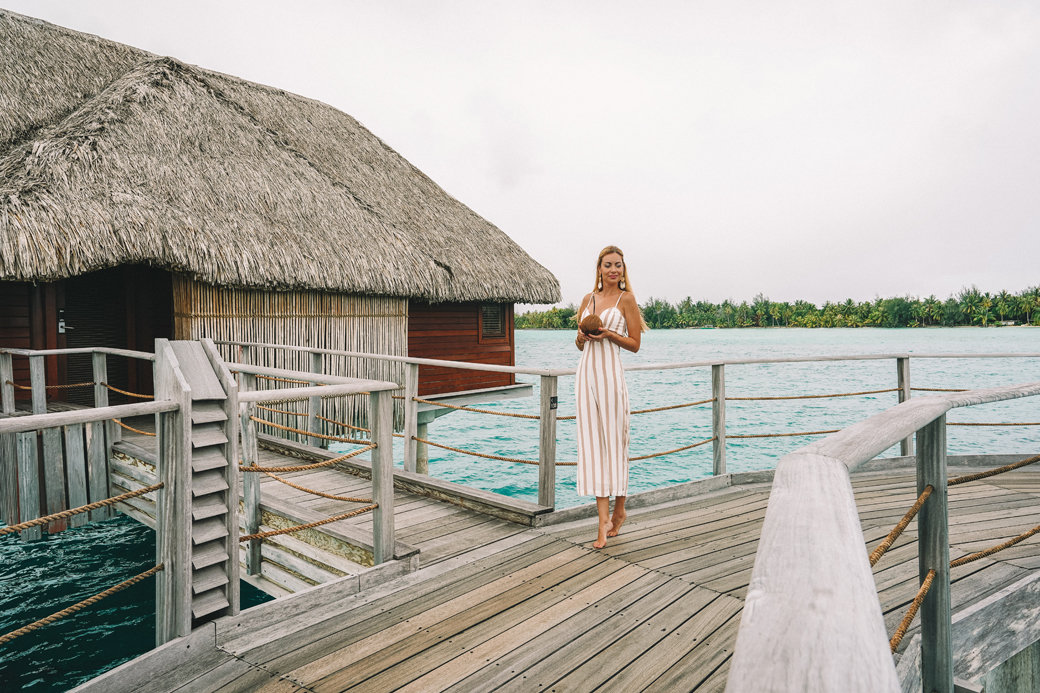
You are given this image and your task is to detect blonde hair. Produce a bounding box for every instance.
[592,245,649,332]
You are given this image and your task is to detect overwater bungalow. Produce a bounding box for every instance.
[0,9,559,409]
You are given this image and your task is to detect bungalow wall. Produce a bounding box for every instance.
[408,301,516,396]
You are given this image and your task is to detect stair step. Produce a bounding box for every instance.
[192,402,228,425]
[193,517,229,545]
[193,470,229,497]
[192,448,227,472]
[192,423,228,448]
[192,540,230,570]
[193,565,230,594]
[192,589,230,620]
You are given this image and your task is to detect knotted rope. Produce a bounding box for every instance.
[238,444,375,473]
[948,454,1040,486]
[889,569,935,652]
[239,505,377,542]
[727,388,898,401]
[868,486,933,567]
[0,482,164,535]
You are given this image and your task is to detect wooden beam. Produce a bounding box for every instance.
[403,363,419,473]
[370,389,395,564]
[538,375,558,509]
[712,364,726,476]
[897,357,912,456]
[917,415,953,693]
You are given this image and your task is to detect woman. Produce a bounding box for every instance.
[575,245,646,549]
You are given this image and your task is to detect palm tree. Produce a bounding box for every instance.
[995,290,1012,322]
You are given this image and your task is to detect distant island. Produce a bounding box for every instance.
[516,286,1040,329]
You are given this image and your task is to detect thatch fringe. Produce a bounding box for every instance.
[0,10,560,304]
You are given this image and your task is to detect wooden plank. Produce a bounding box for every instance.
[917,414,953,693]
[727,453,900,693]
[302,548,607,689]
[238,536,565,667]
[155,340,194,645]
[0,351,17,525]
[606,592,743,691]
[191,423,228,448]
[712,363,726,474]
[363,559,640,692]
[169,341,227,401]
[16,431,41,540]
[444,573,690,692]
[369,389,394,564]
[537,374,557,508]
[191,402,228,425]
[64,424,88,528]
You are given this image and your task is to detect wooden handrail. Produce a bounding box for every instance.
[0,346,155,361]
[726,380,1040,692]
[0,400,178,435]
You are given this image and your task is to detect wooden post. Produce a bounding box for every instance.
[154,341,193,645]
[64,424,88,528]
[239,373,261,576]
[16,356,48,539]
[370,389,395,565]
[712,364,726,476]
[415,420,429,475]
[90,352,112,520]
[917,414,953,693]
[403,363,419,473]
[308,351,324,449]
[538,375,558,509]
[0,352,17,526]
[898,357,912,456]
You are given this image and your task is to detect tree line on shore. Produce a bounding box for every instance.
[515,286,1040,329]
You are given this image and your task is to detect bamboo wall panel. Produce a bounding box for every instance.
[173,276,407,436]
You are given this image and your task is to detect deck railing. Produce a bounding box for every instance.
[213,340,1040,509]
[0,346,156,534]
[725,379,1040,693]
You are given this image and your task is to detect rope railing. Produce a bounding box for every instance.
[250,416,369,445]
[0,482,164,535]
[631,398,714,415]
[948,421,1040,427]
[889,569,936,653]
[950,524,1040,568]
[729,429,840,439]
[239,505,378,542]
[6,380,94,391]
[258,469,373,503]
[0,564,164,646]
[726,387,899,401]
[413,435,573,466]
[630,437,715,460]
[412,397,541,420]
[103,383,154,399]
[868,486,934,567]
[911,387,967,392]
[238,444,375,473]
[948,454,1040,486]
[113,418,156,436]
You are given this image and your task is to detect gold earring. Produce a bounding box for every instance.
[619,278,627,290]
[597,276,603,290]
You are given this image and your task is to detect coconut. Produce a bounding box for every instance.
[579,314,603,335]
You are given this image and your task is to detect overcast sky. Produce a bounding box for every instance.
[8,1,1040,308]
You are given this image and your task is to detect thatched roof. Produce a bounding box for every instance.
[0,10,560,304]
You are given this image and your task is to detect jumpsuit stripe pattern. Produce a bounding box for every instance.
[576,294,630,497]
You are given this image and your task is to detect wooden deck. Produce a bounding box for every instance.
[82,438,1040,692]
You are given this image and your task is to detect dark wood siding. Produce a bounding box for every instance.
[408,301,515,396]
[0,281,33,398]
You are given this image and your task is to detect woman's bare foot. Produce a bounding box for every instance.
[593,521,613,549]
[607,511,626,538]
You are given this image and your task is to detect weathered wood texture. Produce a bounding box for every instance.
[83,442,1040,692]
[408,300,515,395]
[538,375,558,508]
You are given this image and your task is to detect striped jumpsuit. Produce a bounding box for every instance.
[576,294,630,497]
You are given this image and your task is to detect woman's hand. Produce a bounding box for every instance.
[585,329,608,341]
[575,330,587,350]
